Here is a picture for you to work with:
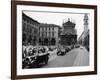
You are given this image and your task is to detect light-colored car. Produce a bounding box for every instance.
[80,46,83,49]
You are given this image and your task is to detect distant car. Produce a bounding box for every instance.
[71,45,74,49]
[48,47,56,51]
[65,47,70,52]
[48,47,54,51]
[75,44,80,48]
[80,46,83,49]
[57,47,66,56]
[63,46,71,52]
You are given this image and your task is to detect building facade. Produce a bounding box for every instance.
[22,13,40,46]
[22,13,60,46]
[63,18,77,35]
[39,23,60,46]
[60,18,77,46]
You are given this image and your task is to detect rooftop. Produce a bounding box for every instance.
[39,23,60,28]
[63,18,76,28]
[22,12,40,24]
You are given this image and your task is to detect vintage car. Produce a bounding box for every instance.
[57,46,66,56]
[57,45,73,56]
[22,55,38,68]
[75,44,80,48]
[35,47,49,67]
[22,46,50,68]
[22,47,38,68]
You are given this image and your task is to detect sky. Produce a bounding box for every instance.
[23,10,89,38]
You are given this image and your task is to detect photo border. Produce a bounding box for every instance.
[11,1,97,80]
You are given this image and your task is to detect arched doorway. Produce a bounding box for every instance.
[39,38,42,45]
[22,33,26,45]
[51,38,56,45]
[28,35,32,44]
[44,38,48,46]
[33,36,36,46]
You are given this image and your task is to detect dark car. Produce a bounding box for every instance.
[22,47,50,68]
[22,55,38,68]
[57,47,66,56]
[75,44,80,48]
[36,53,49,67]
[35,48,49,67]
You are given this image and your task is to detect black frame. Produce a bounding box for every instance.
[11,1,97,80]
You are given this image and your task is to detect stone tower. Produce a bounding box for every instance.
[84,13,88,32]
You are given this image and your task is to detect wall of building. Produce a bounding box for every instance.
[22,13,39,45]
[39,24,59,46]
[60,19,77,46]
[23,13,60,46]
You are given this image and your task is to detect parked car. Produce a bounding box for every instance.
[57,46,66,56]
[65,47,70,52]
[48,47,54,51]
[75,44,80,48]
[48,46,56,51]
[64,46,71,52]
[36,52,49,67]
[22,54,38,68]
[22,46,50,68]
